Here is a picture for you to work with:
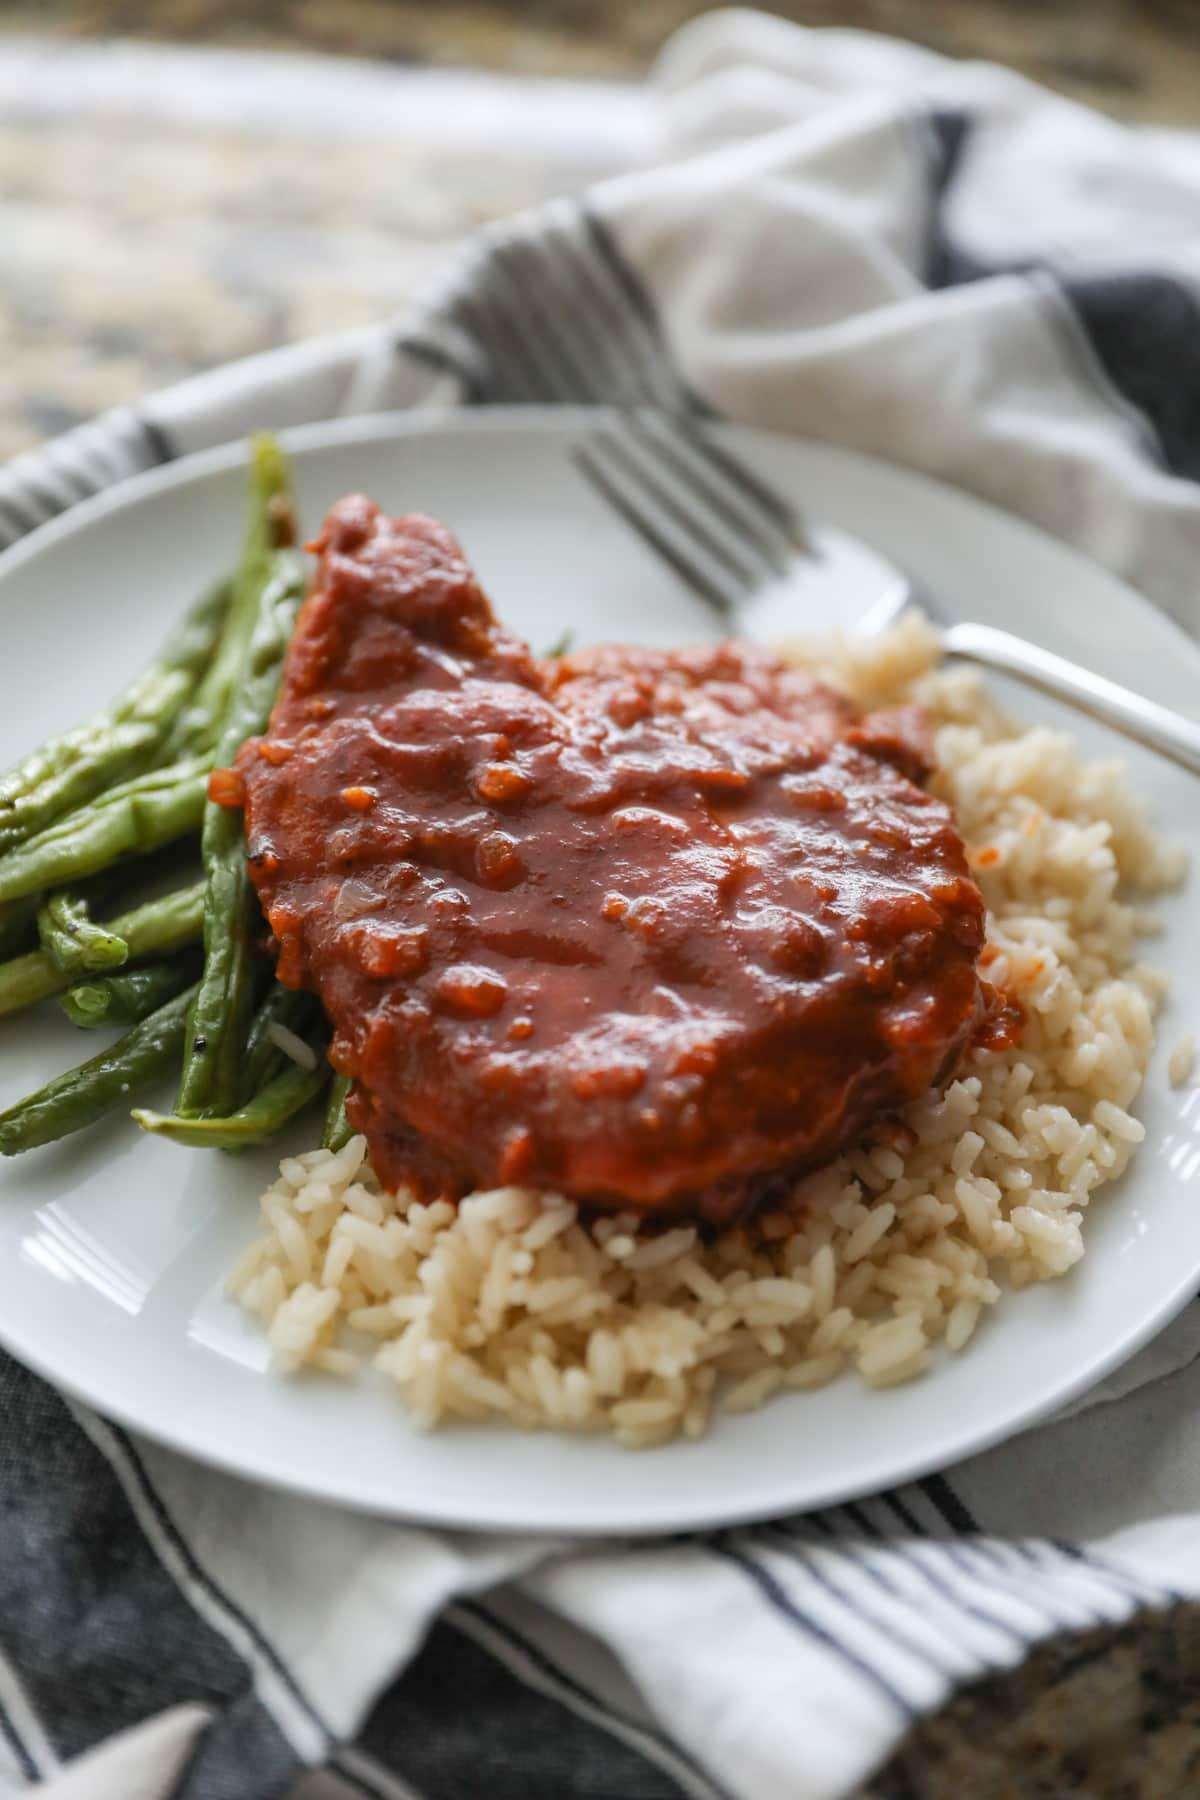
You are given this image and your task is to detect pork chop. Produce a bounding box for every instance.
[229,496,990,1221]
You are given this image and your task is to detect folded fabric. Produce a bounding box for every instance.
[4,12,1200,1800]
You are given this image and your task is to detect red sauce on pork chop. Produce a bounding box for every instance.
[229,496,993,1222]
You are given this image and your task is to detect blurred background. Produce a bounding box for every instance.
[0,0,1192,459]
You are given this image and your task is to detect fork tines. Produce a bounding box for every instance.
[572,411,809,618]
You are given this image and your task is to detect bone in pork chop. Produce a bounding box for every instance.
[230,496,989,1221]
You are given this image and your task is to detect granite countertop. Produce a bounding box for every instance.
[1,6,1198,1796]
[14,0,1200,122]
[0,1,1195,461]
[0,39,646,461]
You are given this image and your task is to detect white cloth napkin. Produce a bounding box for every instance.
[7,13,1200,1800]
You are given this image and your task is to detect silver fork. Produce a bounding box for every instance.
[573,412,1200,777]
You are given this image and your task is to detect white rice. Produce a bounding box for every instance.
[266,1022,319,1071]
[1168,1035,1194,1088]
[229,615,1184,1448]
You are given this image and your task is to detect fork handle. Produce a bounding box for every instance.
[941,621,1200,777]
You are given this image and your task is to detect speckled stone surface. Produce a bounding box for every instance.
[2,7,1199,1796]
[0,2,1196,459]
[0,41,643,459]
[867,1602,1200,1799]
[15,0,1200,122]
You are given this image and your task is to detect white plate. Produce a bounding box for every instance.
[0,408,1197,1534]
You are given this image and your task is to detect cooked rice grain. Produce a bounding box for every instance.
[1169,1036,1195,1088]
[229,616,1181,1446]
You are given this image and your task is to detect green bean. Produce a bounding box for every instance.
[106,881,207,959]
[0,758,208,903]
[161,579,239,755]
[0,985,196,1154]
[0,580,230,853]
[61,955,199,1029]
[175,457,306,1119]
[33,865,127,976]
[0,719,168,860]
[321,1071,353,1152]
[0,894,41,961]
[0,947,69,1016]
[135,1039,329,1151]
[0,437,313,1157]
[0,879,204,1017]
[178,436,299,756]
[242,984,320,1099]
[38,888,129,976]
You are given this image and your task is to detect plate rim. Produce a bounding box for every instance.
[0,403,1197,1533]
[4,402,1199,664]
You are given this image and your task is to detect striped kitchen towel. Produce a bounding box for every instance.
[4,11,1200,1800]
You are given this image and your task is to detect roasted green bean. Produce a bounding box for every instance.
[0,759,208,904]
[0,880,204,1017]
[135,1038,329,1151]
[242,984,320,1100]
[174,443,305,1119]
[61,955,199,1029]
[0,986,196,1154]
[38,888,129,976]
[0,580,230,853]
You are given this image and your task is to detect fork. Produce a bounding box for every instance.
[573,412,1200,777]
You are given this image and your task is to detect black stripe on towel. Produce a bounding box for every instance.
[880,1477,988,1543]
[579,200,713,416]
[167,1706,300,1800]
[0,1353,296,1792]
[579,202,668,355]
[780,1518,981,1677]
[399,197,701,417]
[885,1476,1175,1618]
[0,1700,39,1784]
[497,209,698,414]
[1057,271,1200,480]
[0,472,53,537]
[917,1474,978,1533]
[106,1423,333,1750]
[101,405,176,479]
[793,1517,1038,1655]
[393,333,487,402]
[0,490,43,542]
[331,1741,427,1800]
[992,1533,1174,1614]
[453,1597,730,1800]
[41,436,99,503]
[923,211,1200,482]
[0,403,178,555]
[454,280,542,401]
[877,1488,926,1536]
[712,1540,916,1719]
[920,107,971,291]
[481,236,591,400]
[7,460,78,523]
[871,1494,1106,1638]
[488,233,608,402]
[136,411,177,467]
[353,1610,685,1800]
[936,1539,1110,1637]
[540,213,681,408]
[888,1540,1049,1651]
[915,106,1194,474]
[1051,1539,1183,1610]
[443,248,558,403]
[824,1500,886,1542]
[762,1527,967,1687]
